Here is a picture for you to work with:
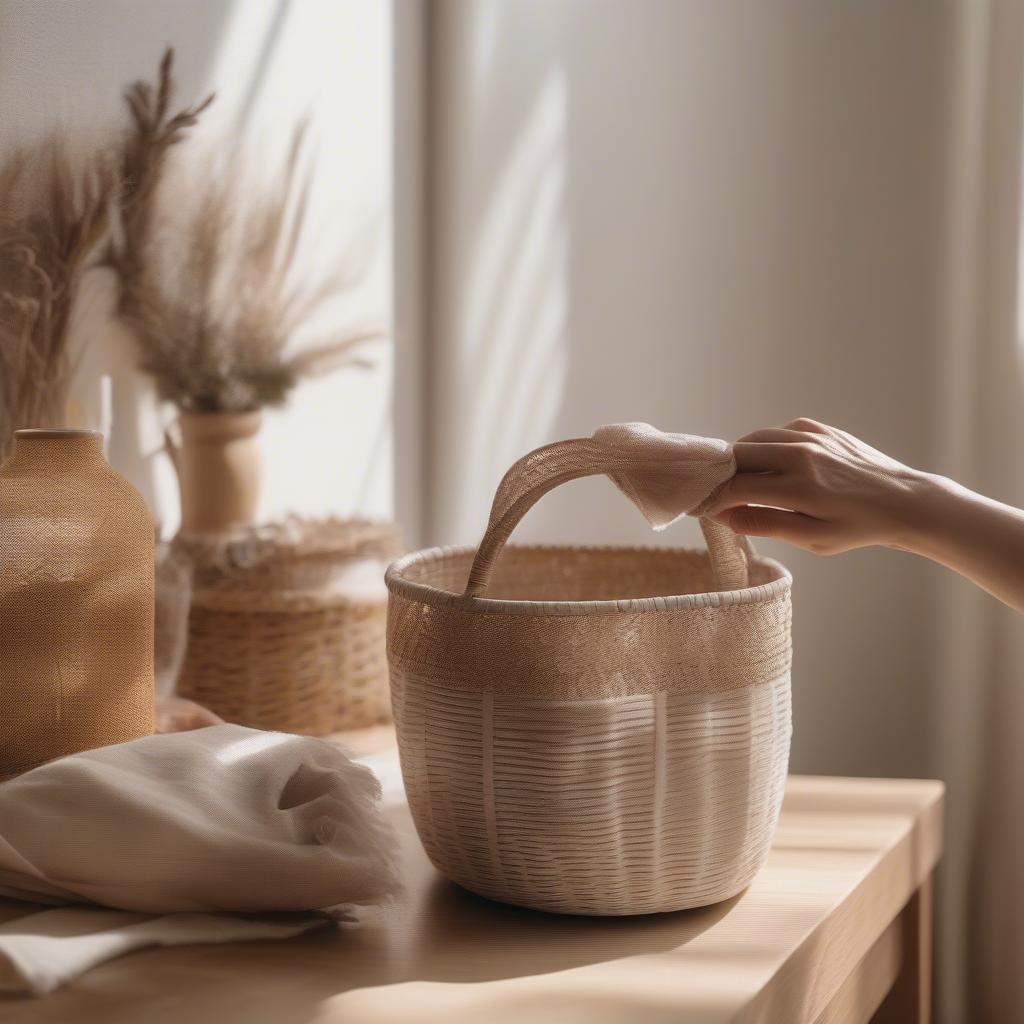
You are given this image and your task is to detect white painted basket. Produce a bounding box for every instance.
[386,436,792,915]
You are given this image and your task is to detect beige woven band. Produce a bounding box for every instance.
[388,581,792,698]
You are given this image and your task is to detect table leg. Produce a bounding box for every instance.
[872,873,934,1024]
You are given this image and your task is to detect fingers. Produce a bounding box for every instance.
[733,441,811,473]
[781,417,832,435]
[736,419,834,445]
[716,505,834,551]
[706,470,800,514]
[735,428,809,445]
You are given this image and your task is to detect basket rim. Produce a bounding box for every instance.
[176,517,399,565]
[386,542,792,616]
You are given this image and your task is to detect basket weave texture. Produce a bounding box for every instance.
[387,425,793,915]
[177,518,399,735]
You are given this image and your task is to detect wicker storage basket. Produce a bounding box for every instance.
[177,518,399,735]
[386,428,792,915]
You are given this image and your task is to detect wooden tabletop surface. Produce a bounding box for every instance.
[0,744,943,1024]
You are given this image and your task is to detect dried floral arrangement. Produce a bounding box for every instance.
[0,138,118,457]
[110,50,380,414]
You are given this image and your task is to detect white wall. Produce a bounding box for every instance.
[423,0,953,779]
[0,0,393,532]
[1,0,956,798]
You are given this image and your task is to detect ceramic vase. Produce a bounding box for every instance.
[0,429,155,778]
[172,412,261,535]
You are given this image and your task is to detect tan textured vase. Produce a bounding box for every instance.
[0,429,155,778]
[173,412,261,535]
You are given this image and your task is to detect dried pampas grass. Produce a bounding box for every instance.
[113,51,381,414]
[0,136,118,458]
[109,47,213,300]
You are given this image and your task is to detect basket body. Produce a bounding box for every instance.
[387,544,792,915]
[179,591,390,734]
[177,518,398,735]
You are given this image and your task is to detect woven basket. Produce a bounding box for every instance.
[386,431,793,916]
[177,518,399,735]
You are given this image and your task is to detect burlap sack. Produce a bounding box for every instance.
[386,424,792,915]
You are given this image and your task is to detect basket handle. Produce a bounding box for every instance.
[464,432,752,598]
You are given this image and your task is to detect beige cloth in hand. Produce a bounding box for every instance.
[0,724,398,993]
[590,423,735,528]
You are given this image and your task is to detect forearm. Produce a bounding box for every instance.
[896,474,1024,613]
[718,420,1024,613]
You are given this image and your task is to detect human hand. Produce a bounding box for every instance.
[704,417,1024,611]
[705,418,935,555]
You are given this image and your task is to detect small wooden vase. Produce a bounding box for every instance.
[172,412,261,535]
[0,429,155,778]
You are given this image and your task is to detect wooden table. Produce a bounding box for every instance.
[0,744,943,1024]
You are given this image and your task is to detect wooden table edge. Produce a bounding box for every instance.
[745,777,943,1023]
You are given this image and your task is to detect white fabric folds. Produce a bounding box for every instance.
[0,724,397,913]
[0,724,398,994]
[0,908,327,996]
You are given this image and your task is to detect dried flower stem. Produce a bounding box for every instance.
[112,52,381,414]
[0,137,118,458]
[109,47,214,304]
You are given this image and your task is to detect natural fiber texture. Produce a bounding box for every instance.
[392,677,791,916]
[386,424,792,915]
[176,519,399,734]
[0,431,154,779]
[389,546,789,699]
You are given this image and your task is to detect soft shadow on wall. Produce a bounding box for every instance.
[425,0,949,781]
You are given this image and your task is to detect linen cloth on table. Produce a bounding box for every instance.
[0,724,398,994]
